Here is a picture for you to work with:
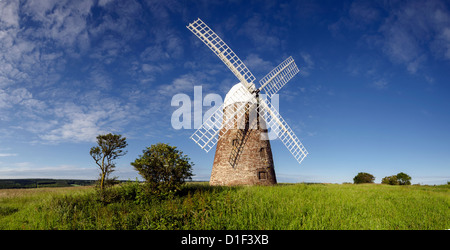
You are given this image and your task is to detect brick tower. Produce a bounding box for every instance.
[210,83,277,186]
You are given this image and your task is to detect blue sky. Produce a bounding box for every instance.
[0,0,449,184]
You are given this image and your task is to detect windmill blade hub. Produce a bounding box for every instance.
[224,82,257,107]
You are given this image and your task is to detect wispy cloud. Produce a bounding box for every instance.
[384,1,450,71]
[331,0,450,75]
[238,14,282,51]
[159,74,198,97]
[371,79,388,90]
[22,0,94,52]
[299,52,314,77]
[244,54,274,77]
[38,95,139,143]
[0,0,188,144]
[0,153,17,157]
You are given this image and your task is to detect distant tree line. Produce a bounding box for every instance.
[381,172,411,185]
[353,172,412,185]
[0,179,96,189]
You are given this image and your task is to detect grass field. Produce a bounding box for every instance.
[0,183,448,230]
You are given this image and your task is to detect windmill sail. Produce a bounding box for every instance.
[187,18,308,171]
[190,83,255,152]
[258,56,299,97]
[258,97,308,164]
[187,18,256,92]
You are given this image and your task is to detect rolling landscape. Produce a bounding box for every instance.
[0,181,448,230]
[0,179,96,189]
[1,0,450,236]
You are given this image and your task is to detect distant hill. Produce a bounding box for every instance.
[0,179,97,189]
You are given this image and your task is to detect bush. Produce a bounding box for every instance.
[95,186,121,204]
[382,175,399,185]
[131,143,194,198]
[117,180,141,201]
[353,172,375,184]
[396,172,411,185]
[381,172,412,185]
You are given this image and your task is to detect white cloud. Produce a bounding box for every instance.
[433,27,450,59]
[140,45,169,62]
[299,52,314,77]
[0,87,32,108]
[348,1,380,26]
[238,14,282,51]
[144,0,183,23]
[372,79,388,90]
[0,1,76,92]
[0,86,48,125]
[98,0,114,7]
[142,64,163,74]
[40,113,105,143]
[0,0,187,145]
[159,74,197,96]
[165,33,183,59]
[0,153,17,157]
[380,18,423,73]
[332,0,450,75]
[379,0,450,73]
[0,0,19,28]
[244,54,273,75]
[0,1,141,144]
[38,96,136,143]
[140,31,183,64]
[22,0,94,49]
[88,67,113,90]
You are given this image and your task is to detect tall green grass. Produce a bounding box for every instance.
[227,184,449,229]
[0,183,448,230]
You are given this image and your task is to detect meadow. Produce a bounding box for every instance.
[0,182,448,230]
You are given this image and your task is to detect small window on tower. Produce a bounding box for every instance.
[258,171,267,180]
[260,148,268,163]
[260,148,266,158]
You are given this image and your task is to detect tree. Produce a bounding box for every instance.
[381,175,399,185]
[90,133,127,190]
[131,143,194,195]
[396,172,411,185]
[353,172,375,184]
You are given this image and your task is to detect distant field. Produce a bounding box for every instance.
[0,183,448,230]
[0,179,96,189]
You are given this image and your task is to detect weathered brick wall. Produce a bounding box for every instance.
[210,103,277,186]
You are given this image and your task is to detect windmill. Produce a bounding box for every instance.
[187,18,308,185]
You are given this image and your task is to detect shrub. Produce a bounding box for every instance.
[382,175,399,185]
[131,143,194,198]
[382,172,412,185]
[396,172,411,185]
[117,180,141,201]
[353,172,375,184]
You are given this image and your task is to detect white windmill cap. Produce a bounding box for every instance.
[224,82,257,107]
